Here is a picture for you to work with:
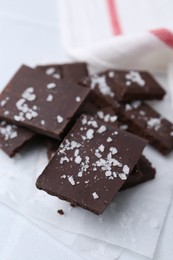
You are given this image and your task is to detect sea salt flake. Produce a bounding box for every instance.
[46,94,53,102]
[139,110,146,116]
[119,173,127,180]
[82,117,87,125]
[53,73,61,79]
[105,171,112,177]
[123,165,130,175]
[107,137,113,142]
[75,96,81,102]
[104,114,110,122]
[86,129,94,139]
[98,144,105,152]
[125,104,132,111]
[90,75,115,97]
[10,131,17,139]
[4,111,9,116]
[0,123,18,141]
[113,172,117,178]
[125,81,131,86]
[110,147,118,154]
[74,149,79,157]
[170,131,173,136]
[120,124,128,130]
[147,117,161,131]
[14,114,24,121]
[61,175,66,179]
[68,176,75,186]
[1,99,7,107]
[108,71,115,78]
[87,120,98,128]
[97,125,106,134]
[57,115,64,123]
[95,152,102,158]
[60,156,69,164]
[97,111,104,119]
[41,120,45,125]
[25,113,32,120]
[110,115,118,122]
[92,192,99,200]
[78,171,83,177]
[22,87,36,101]
[16,98,25,110]
[125,71,145,86]
[33,105,37,110]
[47,82,56,89]
[91,120,98,128]
[46,67,56,75]
[132,100,141,109]
[75,156,82,164]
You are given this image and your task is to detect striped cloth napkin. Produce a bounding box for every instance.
[58,0,173,73]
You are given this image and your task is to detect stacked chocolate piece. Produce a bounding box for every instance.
[0,62,172,215]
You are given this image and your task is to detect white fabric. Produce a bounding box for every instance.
[58,0,173,73]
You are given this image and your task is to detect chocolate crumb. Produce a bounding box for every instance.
[57,209,64,215]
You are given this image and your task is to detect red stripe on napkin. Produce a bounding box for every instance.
[151,29,173,49]
[107,0,122,35]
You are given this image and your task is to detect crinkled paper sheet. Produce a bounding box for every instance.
[0,77,173,259]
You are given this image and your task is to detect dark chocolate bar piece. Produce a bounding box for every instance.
[121,101,173,155]
[80,70,165,102]
[0,120,36,157]
[120,155,156,190]
[36,114,147,215]
[36,62,88,81]
[0,65,90,139]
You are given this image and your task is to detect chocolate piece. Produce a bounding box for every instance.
[36,62,88,81]
[80,70,165,102]
[36,114,147,215]
[0,120,36,157]
[0,65,90,139]
[121,101,173,155]
[120,155,156,190]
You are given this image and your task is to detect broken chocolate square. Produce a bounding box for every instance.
[121,101,173,155]
[80,69,165,102]
[36,114,147,215]
[0,65,90,139]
